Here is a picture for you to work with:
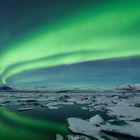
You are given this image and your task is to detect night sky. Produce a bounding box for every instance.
[0,0,140,88]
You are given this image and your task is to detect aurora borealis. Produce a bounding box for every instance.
[0,0,140,87]
[0,108,68,140]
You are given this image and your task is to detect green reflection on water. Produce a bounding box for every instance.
[0,108,69,140]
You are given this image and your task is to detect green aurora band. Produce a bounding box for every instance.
[0,108,68,140]
[0,0,140,85]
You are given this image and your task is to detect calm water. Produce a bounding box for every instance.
[0,105,139,140]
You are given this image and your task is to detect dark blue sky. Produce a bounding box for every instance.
[7,57,140,88]
[0,0,140,88]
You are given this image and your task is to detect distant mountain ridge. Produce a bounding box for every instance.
[116,83,140,91]
[0,83,140,93]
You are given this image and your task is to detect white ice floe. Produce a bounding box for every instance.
[67,118,105,140]
[81,107,88,110]
[75,100,89,105]
[107,103,140,120]
[117,83,140,91]
[17,107,34,111]
[59,102,75,105]
[47,106,60,110]
[89,114,104,126]
[67,134,90,140]
[42,101,75,110]
[47,96,58,101]
[101,121,140,138]
[56,134,63,140]
[48,101,74,106]
[41,104,61,110]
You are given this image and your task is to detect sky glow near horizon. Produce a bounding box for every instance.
[0,0,140,88]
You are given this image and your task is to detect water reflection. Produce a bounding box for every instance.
[0,108,69,140]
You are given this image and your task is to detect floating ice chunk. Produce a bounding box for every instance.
[75,100,89,105]
[58,101,74,105]
[116,101,128,106]
[47,101,74,106]
[67,134,90,140]
[107,104,140,120]
[47,96,58,101]
[89,114,104,126]
[56,134,63,140]
[67,118,105,140]
[117,83,140,91]
[81,107,88,110]
[1,100,10,104]
[42,104,61,110]
[42,101,74,110]
[48,106,60,110]
[101,121,140,138]
[17,107,34,111]
[41,102,63,110]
